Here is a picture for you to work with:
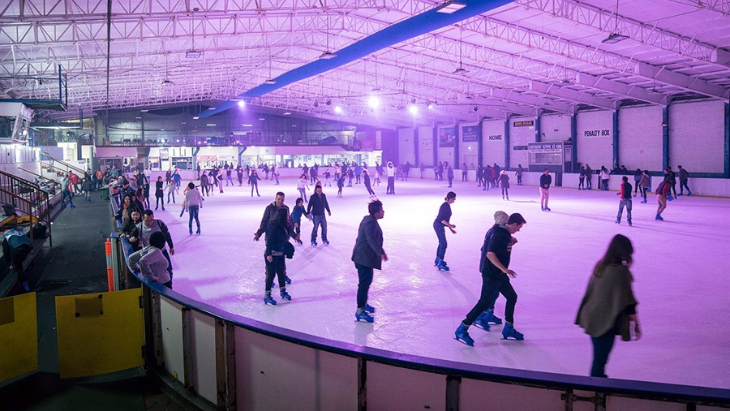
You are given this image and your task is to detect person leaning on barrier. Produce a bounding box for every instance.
[2,228,33,292]
[128,231,172,288]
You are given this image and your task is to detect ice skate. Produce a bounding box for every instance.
[454,324,474,346]
[483,308,502,325]
[264,295,277,305]
[502,323,524,340]
[323,239,330,245]
[437,260,450,271]
[473,314,491,331]
[280,290,292,301]
[285,276,292,284]
[311,240,318,247]
[355,310,374,323]
[364,303,375,313]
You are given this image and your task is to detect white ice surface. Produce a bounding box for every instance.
[159,176,730,389]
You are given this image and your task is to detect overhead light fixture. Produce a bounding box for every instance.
[193,116,199,120]
[283,111,291,115]
[326,99,332,106]
[264,79,276,85]
[453,26,469,75]
[368,96,381,109]
[427,102,435,110]
[140,109,149,112]
[237,100,246,108]
[453,67,469,75]
[185,49,202,59]
[436,0,466,14]
[601,32,629,44]
[161,78,174,86]
[319,51,337,60]
[259,117,266,121]
[334,106,343,114]
[208,107,216,110]
[408,105,418,115]
[314,101,320,108]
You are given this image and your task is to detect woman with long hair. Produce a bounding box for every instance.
[576,234,641,378]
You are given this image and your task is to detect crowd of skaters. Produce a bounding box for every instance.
[102,158,706,379]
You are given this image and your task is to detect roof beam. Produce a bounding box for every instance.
[528,80,616,110]
[459,17,729,100]
[517,0,730,70]
[575,73,667,105]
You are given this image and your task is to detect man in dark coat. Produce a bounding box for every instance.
[351,200,388,323]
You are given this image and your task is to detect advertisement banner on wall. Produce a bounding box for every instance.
[461,125,479,142]
[160,148,169,161]
[438,126,456,147]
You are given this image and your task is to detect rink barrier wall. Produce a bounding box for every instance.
[109,240,730,410]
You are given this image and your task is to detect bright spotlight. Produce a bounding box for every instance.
[427,102,434,110]
[334,106,343,114]
[408,105,418,115]
[368,96,381,109]
[237,100,246,108]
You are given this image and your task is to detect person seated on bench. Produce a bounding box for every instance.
[2,228,33,292]
[127,231,171,288]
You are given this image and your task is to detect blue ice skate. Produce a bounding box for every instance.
[502,323,524,340]
[355,310,374,323]
[454,324,474,346]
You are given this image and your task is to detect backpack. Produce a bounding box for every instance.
[2,203,17,217]
[33,222,48,239]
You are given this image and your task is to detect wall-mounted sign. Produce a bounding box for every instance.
[583,129,611,137]
[513,145,529,150]
[488,134,503,141]
[513,120,534,127]
[461,125,479,142]
[160,148,169,161]
[438,126,456,147]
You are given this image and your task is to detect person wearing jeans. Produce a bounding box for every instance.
[184,182,202,235]
[306,185,331,246]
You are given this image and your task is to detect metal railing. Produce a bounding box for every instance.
[40,151,87,177]
[0,170,53,245]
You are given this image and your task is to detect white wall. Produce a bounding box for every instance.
[417,126,434,167]
[509,116,536,169]
[397,128,416,166]
[619,106,663,171]
[459,122,479,170]
[482,119,505,167]
[669,100,726,173]
[577,110,613,171]
[540,114,572,142]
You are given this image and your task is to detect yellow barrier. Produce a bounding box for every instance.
[55,288,144,378]
[0,293,38,383]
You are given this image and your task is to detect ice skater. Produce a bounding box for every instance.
[455,213,527,346]
[297,174,309,203]
[250,169,261,197]
[655,177,670,221]
[446,162,454,188]
[154,176,165,211]
[263,208,294,305]
[184,182,203,235]
[363,169,376,197]
[254,192,298,285]
[575,234,641,378]
[352,200,387,323]
[677,165,692,196]
[499,170,510,200]
[337,174,345,197]
[307,185,331,246]
[386,161,396,194]
[615,176,633,226]
[290,198,307,245]
[433,191,457,271]
[539,169,552,211]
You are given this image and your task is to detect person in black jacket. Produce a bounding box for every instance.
[539,169,552,211]
[455,213,526,346]
[263,208,293,305]
[306,185,331,246]
[352,200,387,323]
[433,192,457,271]
[254,192,298,284]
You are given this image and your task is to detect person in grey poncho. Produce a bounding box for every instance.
[576,234,642,378]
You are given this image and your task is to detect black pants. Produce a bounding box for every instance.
[679,180,690,193]
[464,274,517,325]
[365,183,375,196]
[162,248,173,288]
[386,177,395,194]
[670,182,677,197]
[356,263,373,309]
[590,326,617,377]
[265,256,286,291]
[8,244,32,285]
